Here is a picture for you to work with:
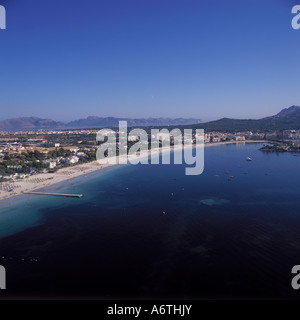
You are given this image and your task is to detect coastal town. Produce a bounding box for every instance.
[0,129,300,182]
[0,127,298,201]
[1,128,299,183]
[0,129,98,181]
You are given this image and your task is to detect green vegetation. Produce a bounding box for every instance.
[47,148,72,158]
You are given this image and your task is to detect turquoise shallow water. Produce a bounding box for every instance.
[0,165,126,238]
[1,142,300,298]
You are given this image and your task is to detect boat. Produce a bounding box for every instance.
[246,157,252,161]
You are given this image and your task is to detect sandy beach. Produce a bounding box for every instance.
[0,140,266,202]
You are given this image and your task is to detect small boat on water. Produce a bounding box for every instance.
[246,157,252,161]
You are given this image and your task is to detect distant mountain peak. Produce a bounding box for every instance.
[276,105,300,117]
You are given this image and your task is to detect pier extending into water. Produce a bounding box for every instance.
[24,192,83,198]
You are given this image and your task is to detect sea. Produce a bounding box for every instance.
[1,142,300,299]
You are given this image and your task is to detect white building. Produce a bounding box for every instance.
[46,142,61,147]
[49,161,57,169]
[43,160,57,169]
[69,148,80,153]
[212,136,221,143]
[76,152,86,159]
[66,156,79,164]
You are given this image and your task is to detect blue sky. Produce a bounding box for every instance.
[0,0,299,121]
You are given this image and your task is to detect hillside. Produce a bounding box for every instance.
[66,117,202,129]
[190,106,300,132]
[0,117,64,130]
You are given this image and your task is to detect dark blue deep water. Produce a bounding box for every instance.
[1,143,300,299]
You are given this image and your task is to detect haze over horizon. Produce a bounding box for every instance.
[0,105,299,126]
[0,0,300,121]
[0,104,299,122]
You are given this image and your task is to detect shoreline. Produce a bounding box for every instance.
[0,140,266,202]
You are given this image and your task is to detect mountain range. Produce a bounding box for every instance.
[0,116,201,131]
[1,106,300,131]
[192,105,300,132]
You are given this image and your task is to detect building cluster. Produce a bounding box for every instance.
[0,142,83,157]
[42,155,81,169]
[282,130,300,140]
[1,127,300,181]
[0,133,94,180]
[3,129,100,136]
[203,131,265,143]
[262,130,300,142]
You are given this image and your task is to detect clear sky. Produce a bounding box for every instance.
[0,0,299,121]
